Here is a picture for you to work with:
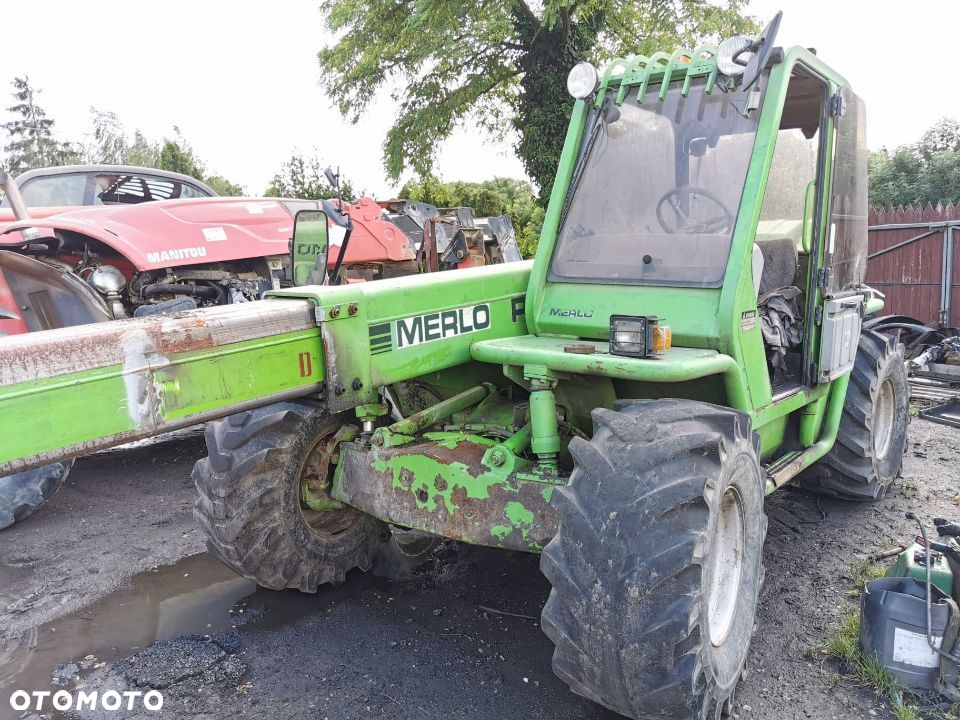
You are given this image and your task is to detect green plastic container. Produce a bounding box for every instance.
[887,540,954,597]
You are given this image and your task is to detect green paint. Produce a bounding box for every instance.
[0,329,322,471]
[504,501,534,526]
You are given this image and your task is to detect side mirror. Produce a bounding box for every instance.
[742,11,782,90]
[291,210,329,286]
[801,180,816,254]
[324,166,338,190]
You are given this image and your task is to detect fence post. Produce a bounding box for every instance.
[944,225,955,326]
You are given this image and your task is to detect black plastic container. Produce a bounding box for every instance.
[859,577,957,690]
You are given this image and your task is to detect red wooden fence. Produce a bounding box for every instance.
[867,203,960,328]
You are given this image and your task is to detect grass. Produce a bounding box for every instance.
[827,607,922,718]
[848,558,888,597]
[827,558,926,720]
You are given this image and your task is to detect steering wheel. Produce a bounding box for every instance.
[655,187,734,234]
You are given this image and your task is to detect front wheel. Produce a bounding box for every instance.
[541,399,766,720]
[193,402,388,592]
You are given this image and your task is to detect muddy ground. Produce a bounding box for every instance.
[1,420,959,720]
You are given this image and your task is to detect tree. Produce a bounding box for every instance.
[916,118,960,161]
[318,0,756,197]
[204,175,244,196]
[868,117,960,208]
[88,108,128,165]
[401,175,545,256]
[84,111,243,195]
[157,128,205,180]
[264,152,356,200]
[124,130,160,168]
[2,76,80,174]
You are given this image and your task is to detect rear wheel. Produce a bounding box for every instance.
[0,461,74,530]
[800,330,909,501]
[541,399,766,720]
[193,402,388,591]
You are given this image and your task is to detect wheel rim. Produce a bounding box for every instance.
[708,485,745,647]
[299,433,360,538]
[873,378,896,459]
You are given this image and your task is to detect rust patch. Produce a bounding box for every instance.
[335,439,557,552]
[0,299,316,386]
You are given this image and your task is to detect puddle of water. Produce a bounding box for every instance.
[0,546,438,718]
[0,565,33,614]
[0,553,255,705]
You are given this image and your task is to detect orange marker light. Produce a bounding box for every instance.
[652,324,672,353]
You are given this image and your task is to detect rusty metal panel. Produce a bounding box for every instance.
[0,298,323,474]
[0,298,317,385]
[334,437,557,552]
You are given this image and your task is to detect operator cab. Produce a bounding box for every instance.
[529,16,868,411]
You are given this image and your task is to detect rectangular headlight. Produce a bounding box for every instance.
[610,315,656,357]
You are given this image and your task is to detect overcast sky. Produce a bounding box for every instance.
[2,1,957,196]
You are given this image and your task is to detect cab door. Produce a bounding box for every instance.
[816,86,868,384]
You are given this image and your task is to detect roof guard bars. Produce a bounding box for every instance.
[599,44,719,107]
[615,55,650,105]
[596,57,630,107]
[682,44,719,96]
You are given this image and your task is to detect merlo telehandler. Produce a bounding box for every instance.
[0,13,909,719]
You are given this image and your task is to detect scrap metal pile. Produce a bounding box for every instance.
[866,315,960,426]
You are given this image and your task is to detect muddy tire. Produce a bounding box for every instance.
[800,330,909,501]
[540,399,766,720]
[193,402,388,592]
[0,461,74,530]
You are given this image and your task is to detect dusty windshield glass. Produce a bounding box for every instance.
[550,78,760,287]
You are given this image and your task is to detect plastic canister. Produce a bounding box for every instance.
[887,540,954,597]
[859,577,957,690]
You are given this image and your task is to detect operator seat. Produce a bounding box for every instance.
[754,237,798,296]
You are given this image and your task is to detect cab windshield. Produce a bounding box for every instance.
[550,78,760,287]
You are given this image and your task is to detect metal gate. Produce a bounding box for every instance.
[867,205,960,327]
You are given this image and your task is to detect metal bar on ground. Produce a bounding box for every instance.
[918,398,960,428]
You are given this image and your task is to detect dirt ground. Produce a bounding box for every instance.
[1,420,959,720]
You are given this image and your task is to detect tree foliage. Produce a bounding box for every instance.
[869,118,960,208]
[157,129,205,180]
[401,175,544,256]
[85,110,243,195]
[264,152,356,200]
[2,76,80,174]
[318,0,756,196]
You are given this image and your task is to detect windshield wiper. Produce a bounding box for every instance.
[559,110,607,229]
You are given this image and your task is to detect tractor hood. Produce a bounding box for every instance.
[0,196,416,271]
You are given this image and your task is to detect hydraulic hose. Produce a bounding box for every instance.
[141,283,220,300]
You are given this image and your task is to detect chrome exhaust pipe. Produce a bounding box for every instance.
[0,170,30,221]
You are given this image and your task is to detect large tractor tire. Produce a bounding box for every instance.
[193,402,388,592]
[0,460,74,530]
[800,330,909,501]
[541,399,766,720]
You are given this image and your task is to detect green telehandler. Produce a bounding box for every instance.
[0,14,909,719]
